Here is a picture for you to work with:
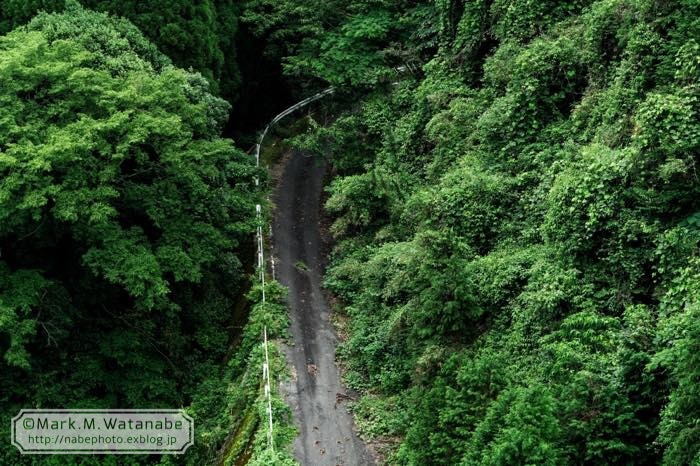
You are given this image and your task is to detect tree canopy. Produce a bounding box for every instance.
[285,0,700,464]
[1,0,699,465]
[0,5,258,464]
[0,0,242,102]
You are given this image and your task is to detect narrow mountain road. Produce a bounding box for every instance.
[273,151,375,466]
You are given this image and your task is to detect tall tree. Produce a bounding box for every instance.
[0,4,257,464]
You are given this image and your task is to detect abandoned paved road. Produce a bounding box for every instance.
[273,151,375,466]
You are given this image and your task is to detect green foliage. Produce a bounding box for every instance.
[0,0,64,34]
[1,0,699,464]
[0,0,242,101]
[652,259,700,465]
[214,278,298,466]
[0,265,50,369]
[290,0,700,463]
[0,7,259,465]
[326,172,388,237]
[242,0,434,87]
[462,383,565,466]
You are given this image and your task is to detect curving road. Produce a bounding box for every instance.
[274,151,375,466]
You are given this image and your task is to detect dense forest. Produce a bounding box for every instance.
[276,0,700,464]
[0,2,296,465]
[1,0,699,465]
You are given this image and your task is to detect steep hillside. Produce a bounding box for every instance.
[251,0,700,463]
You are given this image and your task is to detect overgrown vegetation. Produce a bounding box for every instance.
[0,4,298,465]
[0,0,242,101]
[255,0,700,464]
[1,0,699,465]
[217,279,298,466]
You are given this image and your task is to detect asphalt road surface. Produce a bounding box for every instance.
[273,152,375,466]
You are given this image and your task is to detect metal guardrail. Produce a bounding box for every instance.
[254,87,335,184]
